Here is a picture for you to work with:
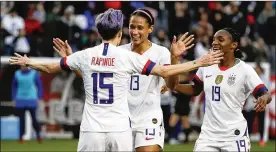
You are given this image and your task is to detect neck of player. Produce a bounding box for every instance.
[219,51,236,68]
[102,38,119,46]
[132,39,152,54]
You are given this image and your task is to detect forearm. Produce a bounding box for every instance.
[26,60,61,74]
[175,84,202,96]
[166,56,179,90]
[152,60,200,79]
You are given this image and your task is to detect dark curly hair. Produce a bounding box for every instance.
[222,28,243,58]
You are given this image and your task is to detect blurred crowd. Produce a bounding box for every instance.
[0,1,275,70]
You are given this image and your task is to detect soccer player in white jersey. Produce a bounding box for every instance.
[174,28,272,152]
[10,9,224,152]
[119,9,186,152]
[53,8,197,152]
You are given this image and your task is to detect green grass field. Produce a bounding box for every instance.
[1,139,275,151]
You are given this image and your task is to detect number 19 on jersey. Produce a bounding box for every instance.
[212,86,221,101]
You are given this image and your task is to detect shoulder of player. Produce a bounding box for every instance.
[118,43,131,50]
[151,42,170,54]
[241,61,256,74]
[201,64,216,70]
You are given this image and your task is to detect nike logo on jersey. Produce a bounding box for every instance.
[205,75,212,78]
[145,137,154,140]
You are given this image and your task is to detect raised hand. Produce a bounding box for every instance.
[9,53,30,66]
[53,38,73,57]
[197,50,224,67]
[170,32,195,57]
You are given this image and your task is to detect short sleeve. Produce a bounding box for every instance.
[60,51,83,71]
[159,47,171,66]
[126,51,156,76]
[245,65,268,98]
[192,68,204,85]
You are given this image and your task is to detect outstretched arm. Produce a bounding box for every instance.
[9,53,62,74]
[150,50,223,79]
[53,38,82,78]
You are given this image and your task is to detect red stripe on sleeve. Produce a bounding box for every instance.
[142,60,151,74]
[64,57,69,69]
[252,84,265,96]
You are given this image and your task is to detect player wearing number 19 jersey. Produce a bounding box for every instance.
[175,28,271,152]
[193,60,267,150]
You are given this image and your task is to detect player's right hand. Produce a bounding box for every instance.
[170,32,195,58]
[53,38,73,57]
[197,50,224,67]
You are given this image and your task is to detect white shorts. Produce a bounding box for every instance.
[77,129,133,152]
[132,125,165,149]
[194,136,251,152]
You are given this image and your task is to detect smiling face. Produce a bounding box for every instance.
[129,15,153,46]
[212,30,238,55]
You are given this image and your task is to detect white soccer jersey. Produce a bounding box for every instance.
[60,43,156,132]
[193,59,268,141]
[119,43,171,129]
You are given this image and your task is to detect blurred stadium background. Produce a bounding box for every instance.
[0,1,275,151]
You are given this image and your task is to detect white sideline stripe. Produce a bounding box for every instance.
[1,56,62,64]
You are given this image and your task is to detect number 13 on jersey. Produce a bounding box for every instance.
[130,75,139,90]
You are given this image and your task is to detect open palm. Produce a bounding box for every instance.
[9,53,30,66]
[53,38,73,57]
[170,32,195,57]
[197,50,224,66]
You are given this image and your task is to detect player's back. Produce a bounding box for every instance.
[64,43,152,132]
[119,43,171,129]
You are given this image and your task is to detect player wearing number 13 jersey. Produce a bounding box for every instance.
[119,9,196,151]
[175,28,272,152]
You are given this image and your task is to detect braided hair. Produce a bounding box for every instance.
[222,28,243,58]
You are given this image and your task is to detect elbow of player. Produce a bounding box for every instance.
[45,66,55,74]
[160,68,170,79]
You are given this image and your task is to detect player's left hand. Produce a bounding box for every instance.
[9,53,30,66]
[170,32,194,58]
[161,85,168,94]
[254,95,269,112]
